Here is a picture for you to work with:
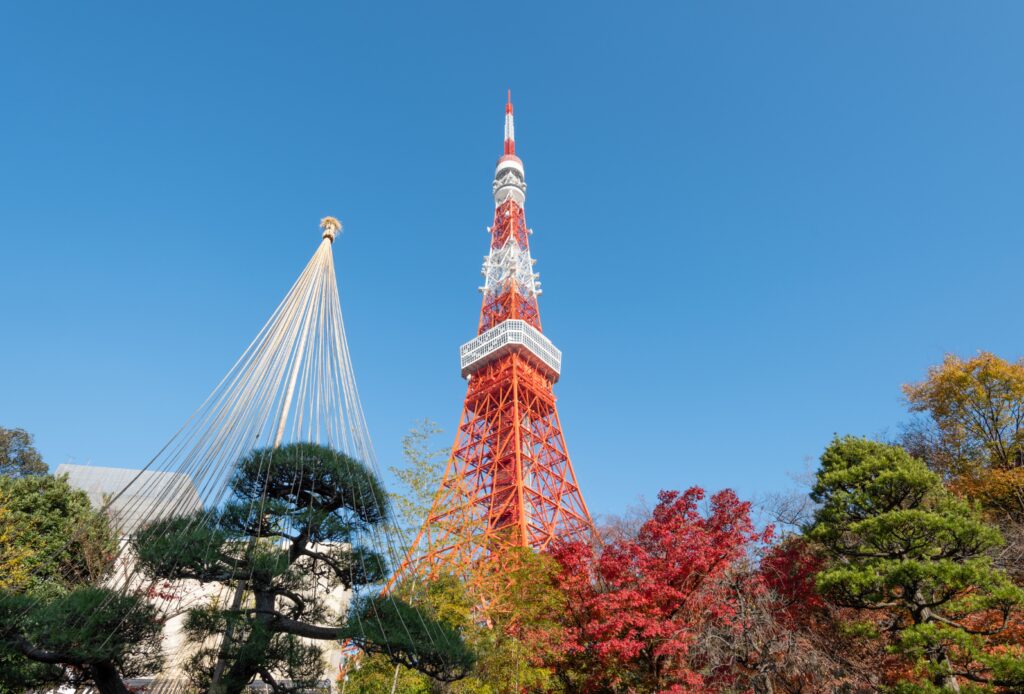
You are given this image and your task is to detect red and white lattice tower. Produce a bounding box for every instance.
[400,93,594,589]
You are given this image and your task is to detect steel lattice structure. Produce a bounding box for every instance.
[399,93,593,590]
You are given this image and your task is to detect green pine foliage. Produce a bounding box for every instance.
[343,573,484,694]
[809,436,1024,691]
[341,594,476,682]
[0,588,163,684]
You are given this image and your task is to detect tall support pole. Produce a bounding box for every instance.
[210,217,341,690]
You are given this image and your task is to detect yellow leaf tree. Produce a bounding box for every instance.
[904,351,1024,475]
[904,351,1024,580]
[0,492,32,591]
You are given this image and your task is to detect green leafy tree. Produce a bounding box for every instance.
[0,426,47,478]
[389,420,447,551]
[346,550,569,694]
[808,436,1024,691]
[133,442,472,694]
[0,494,32,592]
[0,473,156,694]
[467,549,569,693]
[0,473,117,590]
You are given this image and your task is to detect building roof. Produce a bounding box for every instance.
[55,463,202,535]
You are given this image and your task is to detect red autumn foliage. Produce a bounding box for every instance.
[540,494,891,693]
[549,487,772,692]
[759,535,825,626]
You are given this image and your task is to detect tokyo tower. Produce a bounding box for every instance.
[401,93,594,588]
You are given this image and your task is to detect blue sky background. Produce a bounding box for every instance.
[2,3,1024,520]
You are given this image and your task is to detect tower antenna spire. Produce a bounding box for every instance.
[504,89,515,155]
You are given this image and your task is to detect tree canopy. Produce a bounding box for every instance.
[0,426,47,478]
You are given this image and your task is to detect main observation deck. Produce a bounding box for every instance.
[459,319,562,382]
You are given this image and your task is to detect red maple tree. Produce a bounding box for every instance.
[548,487,771,692]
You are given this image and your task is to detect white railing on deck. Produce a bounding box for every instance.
[459,319,561,380]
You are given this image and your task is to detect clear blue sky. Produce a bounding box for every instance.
[2,3,1023,520]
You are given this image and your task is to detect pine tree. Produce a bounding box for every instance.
[809,437,1024,691]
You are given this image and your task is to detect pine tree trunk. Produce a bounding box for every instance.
[220,638,266,694]
[937,655,961,692]
[918,599,960,692]
[89,660,131,694]
[220,590,275,694]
